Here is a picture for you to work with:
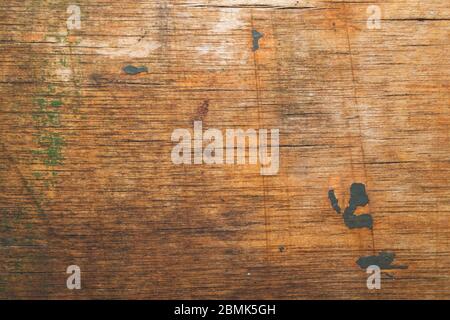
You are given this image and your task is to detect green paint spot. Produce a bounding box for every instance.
[32,133,65,167]
[51,100,62,107]
[35,98,46,108]
[47,111,60,125]
[32,171,42,179]
[60,57,67,67]
[38,133,65,166]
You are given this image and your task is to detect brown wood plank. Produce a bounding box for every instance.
[0,0,449,299]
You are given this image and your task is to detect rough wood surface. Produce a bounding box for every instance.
[0,0,449,299]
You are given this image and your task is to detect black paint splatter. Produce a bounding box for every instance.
[344,183,373,229]
[328,184,407,274]
[328,190,341,214]
[356,251,408,270]
[123,65,148,75]
[328,183,373,229]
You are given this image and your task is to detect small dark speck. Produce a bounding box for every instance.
[278,245,285,253]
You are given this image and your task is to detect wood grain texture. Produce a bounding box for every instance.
[0,0,449,299]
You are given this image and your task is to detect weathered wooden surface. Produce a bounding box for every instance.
[0,0,449,299]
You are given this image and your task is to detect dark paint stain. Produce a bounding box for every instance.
[123,65,148,75]
[329,183,373,229]
[356,251,408,270]
[90,73,108,85]
[194,100,209,121]
[328,189,341,214]
[344,183,373,229]
[252,29,263,51]
[349,183,369,207]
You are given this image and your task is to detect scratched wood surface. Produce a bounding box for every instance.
[0,0,449,299]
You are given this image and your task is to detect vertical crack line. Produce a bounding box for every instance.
[250,10,271,263]
[342,3,376,253]
[269,9,294,247]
